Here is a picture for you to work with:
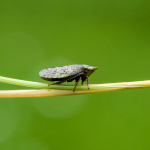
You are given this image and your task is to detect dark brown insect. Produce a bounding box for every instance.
[39,64,98,91]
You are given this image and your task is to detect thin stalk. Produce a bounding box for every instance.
[0,76,150,98]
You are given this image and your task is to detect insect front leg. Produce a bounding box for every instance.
[81,81,83,85]
[81,76,89,89]
[86,76,90,89]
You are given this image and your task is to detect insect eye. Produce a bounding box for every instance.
[88,67,93,70]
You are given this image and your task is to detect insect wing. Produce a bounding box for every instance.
[39,65,84,79]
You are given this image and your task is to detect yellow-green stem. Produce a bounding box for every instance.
[0,76,150,98]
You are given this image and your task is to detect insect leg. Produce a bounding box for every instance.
[73,77,81,92]
[86,76,90,89]
[50,79,67,85]
[81,76,86,85]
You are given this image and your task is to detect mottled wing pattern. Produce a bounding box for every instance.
[39,65,84,80]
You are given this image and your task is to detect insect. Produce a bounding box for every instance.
[39,64,98,92]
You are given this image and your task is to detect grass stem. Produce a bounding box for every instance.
[0,76,150,98]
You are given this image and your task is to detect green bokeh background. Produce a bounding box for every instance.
[0,0,150,149]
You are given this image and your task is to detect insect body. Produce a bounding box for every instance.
[39,64,98,92]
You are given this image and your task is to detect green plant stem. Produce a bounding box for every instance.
[0,76,150,98]
[0,76,48,88]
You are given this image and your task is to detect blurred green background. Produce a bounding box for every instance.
[0,0,150,149]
